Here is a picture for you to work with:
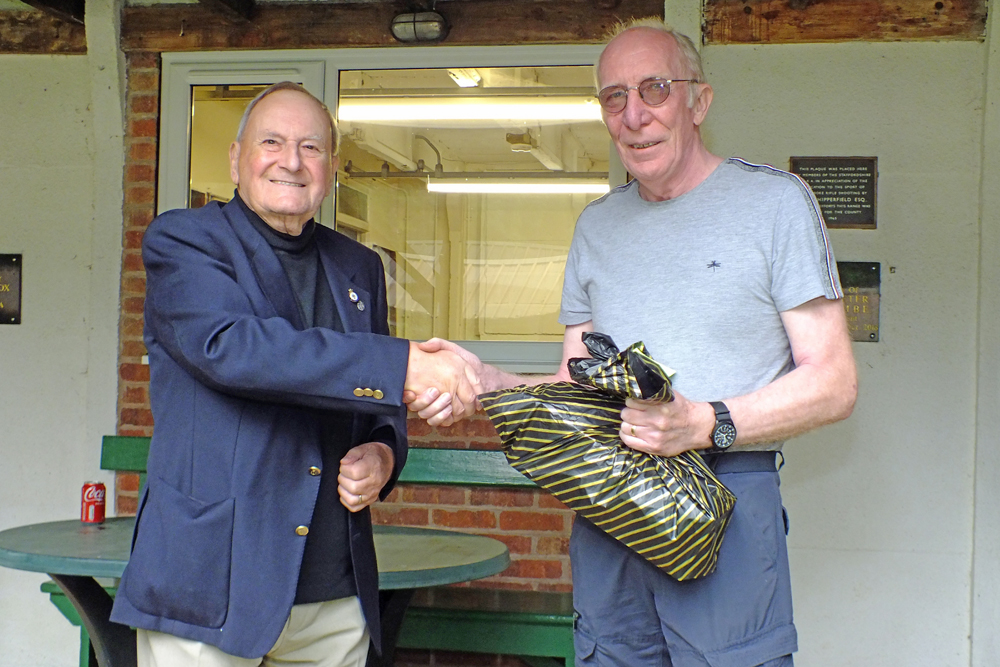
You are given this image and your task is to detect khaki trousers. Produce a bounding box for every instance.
[137,597,369,667]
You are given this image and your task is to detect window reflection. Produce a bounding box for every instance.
[338,66,608,343]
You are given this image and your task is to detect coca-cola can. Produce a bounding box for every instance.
[81,482,106,524]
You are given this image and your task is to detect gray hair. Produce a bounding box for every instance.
[235,81,341,155]
[595,18,705,108]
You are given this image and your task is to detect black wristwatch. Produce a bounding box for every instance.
[709,401,737,452]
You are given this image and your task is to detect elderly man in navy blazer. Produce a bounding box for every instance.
[110,82,478,667]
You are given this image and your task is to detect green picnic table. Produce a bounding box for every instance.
[0,517,510,667]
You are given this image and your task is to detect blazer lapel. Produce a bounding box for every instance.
[221,200,305,329]
[315,232,372,334]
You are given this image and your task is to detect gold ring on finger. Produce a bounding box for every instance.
[630,424,636,437]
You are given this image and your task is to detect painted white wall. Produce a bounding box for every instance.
[0,0,124,656]
[702,40,985,667]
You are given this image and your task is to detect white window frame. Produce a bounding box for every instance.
[159,45,612,373]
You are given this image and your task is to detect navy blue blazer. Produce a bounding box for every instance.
[110,199,410,658]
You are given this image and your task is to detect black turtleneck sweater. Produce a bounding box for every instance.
[236,194,356,604]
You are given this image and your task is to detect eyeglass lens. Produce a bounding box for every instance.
[598,79,674,113]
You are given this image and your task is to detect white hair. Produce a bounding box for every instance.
[235,81,341,155]
[595,18,705,108]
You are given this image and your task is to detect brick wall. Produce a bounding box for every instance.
[115,50,159,515]
[112,53,574,604]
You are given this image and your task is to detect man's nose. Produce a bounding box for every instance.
[277,143,303,171]
[621,88,649,129]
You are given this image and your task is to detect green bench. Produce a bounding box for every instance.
[392,447,575,667]
[45,437,575,667]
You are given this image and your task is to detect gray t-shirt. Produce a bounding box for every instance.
[560,158,841,445]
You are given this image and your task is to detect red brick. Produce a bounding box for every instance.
[126,207,155,229]
[127,51,159,69]
[499,511,565,532]
[123,230,144,250]
[122,385,148,405]
[538,493,570,510]
[130,94,159,115]
[127,163,156,184]
[116,495,138,516]
[469,439,502,450]
[120,407,154,427]
[505,558,562,579]
[120,342,147,361]
[538,582,573,593]
[473,580,533,591]
[432,509,496,529]
[121,317,144,337]
[371,507,429,526]
[128,118,158,139]
[469,488,533,508]
[122,296,145,315]
[492,534,532,555]
[401,485,466,505]
[404,415,432,436]
[117,472,141,493]
[119,362,150,382]
[122,251,145,273]
[536,536,569,555]
[446,416,499,438]
[118,427,153,437]
[125,185,155,205]
[128,69,159,93]
[129,141,158,162]
[122,275,146,295]
[382,488,400,503]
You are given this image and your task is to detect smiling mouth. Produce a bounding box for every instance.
[271,180,305,187]
[629,141,660,149]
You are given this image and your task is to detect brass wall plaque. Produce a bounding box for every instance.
[790,157,877,229]
[837,261,879,342]
[0,255,21,324]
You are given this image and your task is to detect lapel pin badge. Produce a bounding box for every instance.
[348,289,359,303]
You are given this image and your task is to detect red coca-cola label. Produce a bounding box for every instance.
[81,482,106,524]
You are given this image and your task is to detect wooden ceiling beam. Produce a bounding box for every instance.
[704,0,987,44]
[121,0,664,52]
[197,0,254,24]
[0,10,86,53]
[19,0,84,26]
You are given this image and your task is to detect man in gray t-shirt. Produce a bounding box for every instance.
[407,19,857,667]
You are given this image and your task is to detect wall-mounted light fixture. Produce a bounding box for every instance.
[391,11,449,43]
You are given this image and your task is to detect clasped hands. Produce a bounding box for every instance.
[404,339,484,426]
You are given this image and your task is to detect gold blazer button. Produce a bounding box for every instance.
[295,526,309,536]
[373,390,384,399]
[353,388,365,397]
[364,388,374,397]
[309,467,321,476]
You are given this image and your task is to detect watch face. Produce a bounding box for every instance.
[713,423,737,448]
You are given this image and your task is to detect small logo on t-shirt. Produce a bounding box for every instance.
[707,260,722,272]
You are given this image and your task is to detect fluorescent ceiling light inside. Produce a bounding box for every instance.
[339,97,601,122]
[427,180,610,195]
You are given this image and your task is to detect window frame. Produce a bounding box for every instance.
[159,45,614,374]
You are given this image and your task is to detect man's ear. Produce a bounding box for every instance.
[692,84,714,127]
[229,142,241,185]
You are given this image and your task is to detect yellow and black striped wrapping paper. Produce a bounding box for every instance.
[479,336,736,581]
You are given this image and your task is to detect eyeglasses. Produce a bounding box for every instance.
[597,78,699,114]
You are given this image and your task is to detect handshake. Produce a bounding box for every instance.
[403,339,486,426]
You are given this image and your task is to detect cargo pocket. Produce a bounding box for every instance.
[125,478,234,628]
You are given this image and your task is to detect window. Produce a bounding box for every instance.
[160,46,616,372]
